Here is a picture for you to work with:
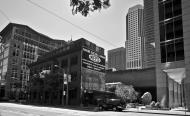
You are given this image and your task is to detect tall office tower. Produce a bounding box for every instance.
[0,23,67,100]
[108,47,126,71]
[125,5,144,70]
[143,0,155,68]
[153,0,190,110]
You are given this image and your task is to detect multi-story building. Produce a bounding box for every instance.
[29,38,106,105]
[108,47,126,70]
[153,0,190,110]
[125,4,144,70]
[143,0,155,69]
[0,23,67,100]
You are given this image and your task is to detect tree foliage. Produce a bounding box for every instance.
[30,72,62,92]
[106,83,138,103]
[70,0,110,16]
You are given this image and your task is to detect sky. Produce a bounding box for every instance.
[0,0,143,56]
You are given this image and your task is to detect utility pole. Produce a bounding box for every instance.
[62,73,66,106]
[54,65,71,106]
[66,74,71,105]
[66,74,68,105]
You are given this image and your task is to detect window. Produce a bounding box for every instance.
[160,22,165,42]
[13,50,19,56]
[12,58,17,65]
[166,41,175,62]
[175,39,184,61]
[165,1,173,19]
[174,17,183,38]
[25,33,31,38]
[166,20,174,40]
[70,56,78,65]
[173,0,182,16]
[13,51,16,56]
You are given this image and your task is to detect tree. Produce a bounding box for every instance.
[30,72,61,92]
[70,0,110,16]
[115,84,138,103]
[106,83,138,103]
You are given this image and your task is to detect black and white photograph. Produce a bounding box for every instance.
[0,0,190,115]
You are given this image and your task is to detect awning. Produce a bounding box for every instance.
[163,68,186,84]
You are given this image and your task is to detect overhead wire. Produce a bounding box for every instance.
[0,8,11,21]
[25,0,117,47]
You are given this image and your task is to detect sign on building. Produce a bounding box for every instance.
[81,47,106,91]
[82,48,105,72]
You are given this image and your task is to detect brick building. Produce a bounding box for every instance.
[0,23,67,100]
[29,38,106,105]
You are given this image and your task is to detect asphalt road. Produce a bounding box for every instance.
[0,103,186,116]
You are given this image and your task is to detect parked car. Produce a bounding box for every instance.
[97,97,126,111]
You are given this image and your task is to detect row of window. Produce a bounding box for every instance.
[15,28,63,47]
[12,49,19,57]
[160,38,184,63]
[14,34,53,51]
[23,52,35,60]
[22,59,33,66]
[159,16,183,42]
[158,0,184,63]
[23,44,35,53]
[159,0,182,21]
[126,60,142,69]
[61,56,78,67]
[13,43,20,49]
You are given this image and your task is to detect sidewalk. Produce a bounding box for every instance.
[125,107,190,116]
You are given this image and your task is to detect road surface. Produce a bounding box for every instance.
[0,103,187,116]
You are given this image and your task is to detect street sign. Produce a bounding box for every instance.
[68,74,71,82]
[63,74,67,78]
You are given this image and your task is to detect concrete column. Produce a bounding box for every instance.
[182,0,190,111]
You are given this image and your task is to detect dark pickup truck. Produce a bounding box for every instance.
[97,97,126,111]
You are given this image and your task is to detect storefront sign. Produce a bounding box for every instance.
[82,48,105,72]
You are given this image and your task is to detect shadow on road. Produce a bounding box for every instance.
[123,110,187,116]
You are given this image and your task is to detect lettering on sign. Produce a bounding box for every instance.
[89,54,101,63]
[82,48,105,72]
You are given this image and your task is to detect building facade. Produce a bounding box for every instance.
[29,38,106,105]
[153,0,190,109]
[125,5,144,70]
[108,47,126,70]
[106,67,183,107]
[106,68,157,101]
[0,23,67,100]
[143,0,156,68]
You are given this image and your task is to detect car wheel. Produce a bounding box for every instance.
[113,107,117,111]
[99,106,104,111]
[117,108,123,112]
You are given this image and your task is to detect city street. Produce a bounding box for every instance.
[0,103,189,116]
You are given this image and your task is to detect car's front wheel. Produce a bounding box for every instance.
[113,106,117,111]
[99,106,104,111]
